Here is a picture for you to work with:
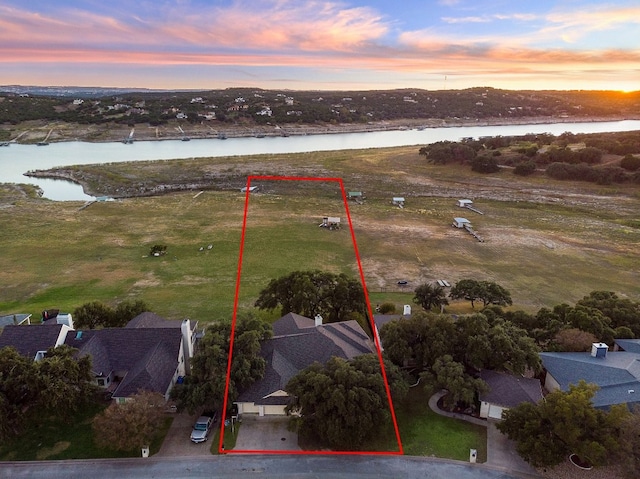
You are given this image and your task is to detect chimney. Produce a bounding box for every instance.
[314,314,323,327]
[403,305,411,316]
[182,319,194,371]
[591,342,608,358]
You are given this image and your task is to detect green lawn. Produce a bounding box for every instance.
[0,399,173,461]
[395,388,487,461]
[211,421,240,454]
[296,387,487,460]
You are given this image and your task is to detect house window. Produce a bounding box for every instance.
[97,378,106,387]
[117,397,126,405]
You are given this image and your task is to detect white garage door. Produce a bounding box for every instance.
[488,405,505,420]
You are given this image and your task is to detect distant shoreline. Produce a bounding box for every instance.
[3,115,639,145]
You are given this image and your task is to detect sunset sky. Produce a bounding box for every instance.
[1,0,638,91]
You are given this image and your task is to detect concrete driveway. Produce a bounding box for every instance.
[233,415,301,452]
[486,420,538,476]
[429,390,540,477]
[156,412,216,457]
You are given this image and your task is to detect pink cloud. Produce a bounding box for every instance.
[0,1,389,54]
[0,1,637,91]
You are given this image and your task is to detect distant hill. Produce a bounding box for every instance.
[0,86,638,127]
[0,85,176,98]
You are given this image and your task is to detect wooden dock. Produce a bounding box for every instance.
[464,224,484,242]
[464,205,484,215]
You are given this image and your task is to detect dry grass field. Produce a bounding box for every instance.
[1,145,638,322]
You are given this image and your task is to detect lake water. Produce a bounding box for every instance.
[2,119,639,201]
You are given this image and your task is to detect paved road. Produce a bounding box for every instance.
[0,455,542,479]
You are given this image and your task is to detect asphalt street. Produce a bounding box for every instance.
[0,455,541,479]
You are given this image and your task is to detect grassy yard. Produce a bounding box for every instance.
[1,150,639,322]
[0,399,173,461]
[1,143,638,461]
[211,421,240,454]
[297,386,487,460]
[395,388,487,461]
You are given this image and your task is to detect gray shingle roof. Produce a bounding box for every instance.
[0,314,31,327]
[272,312,314,336]
[0,324,66,359]
[237,314,375,405]
[115,341,178,397]
[540,350,640,408]
[65,327,182,398]
[478,370,543,408]
[126,312,197,335]
[373,314,403,332]
[615,339,640,354]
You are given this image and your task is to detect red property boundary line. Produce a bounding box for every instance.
[219,175,404,455]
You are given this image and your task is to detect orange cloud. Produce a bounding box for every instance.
[0,1,638,91]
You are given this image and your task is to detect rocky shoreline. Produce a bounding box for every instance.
[4,114,639,145]
[16,114,640,200]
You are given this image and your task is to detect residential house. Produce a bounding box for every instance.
[373,306,412,351]
[125,312,198,372]
[613,339,640,354]
[42,312,74,329]
[0,323,71,361]
[540,342,640,409]
[478,369,543,420]
[235,313,375,416]
[0,313,31,328]
[0,311,197,402]
[65,312,198,402]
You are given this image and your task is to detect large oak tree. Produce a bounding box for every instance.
[498,381,627,467]
[0,344,95,440]
[449,279,512,309]
[171,312,272,414]
[413,282,449,312]
[285,354,407,450]
[254,270,366,323]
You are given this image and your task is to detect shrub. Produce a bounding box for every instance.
[514,160,537,176]
[378,302,396,314]
[149,244,167,256]
[620,154,640,171]
[471,156,500,173]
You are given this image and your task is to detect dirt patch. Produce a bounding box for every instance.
[133,273,162,288]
